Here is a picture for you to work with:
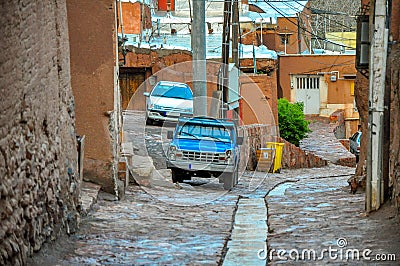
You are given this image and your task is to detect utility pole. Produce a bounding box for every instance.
[366,0,389,212]
[219,0,232,118]
[191,0,207,116]
[140,1,144,46]
[297,13,302,53]
[232,0,239,68]
[231,0,240,120]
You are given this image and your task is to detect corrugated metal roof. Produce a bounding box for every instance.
[124,33,277,59]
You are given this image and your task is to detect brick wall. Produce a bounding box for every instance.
[0,1,80,264]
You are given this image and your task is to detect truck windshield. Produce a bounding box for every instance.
[177,123,231,142]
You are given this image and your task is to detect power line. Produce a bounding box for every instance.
[289,60,355,75]
[262,0,355,50]
[280,1,356,42]
[290,0,355,31]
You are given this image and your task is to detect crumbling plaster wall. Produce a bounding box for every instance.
[67,0,122,195]
[0,1,80,264]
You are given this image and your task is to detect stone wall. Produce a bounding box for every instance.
[240,125,327,170]
[389,44,400,214]
[239,124,278,170]
[0,1,80,264]
[277,137,328,169]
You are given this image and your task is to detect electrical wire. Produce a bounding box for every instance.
[261,0,355,50]
[278,0,356,42]
[289,0,355,31]
[254,0,356,44]
[292,61,355,75]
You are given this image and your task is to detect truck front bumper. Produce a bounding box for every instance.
[167,160,234,173]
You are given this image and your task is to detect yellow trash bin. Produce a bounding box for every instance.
[266,142,285,173]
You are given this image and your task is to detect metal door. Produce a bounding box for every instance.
[295,76,320,114]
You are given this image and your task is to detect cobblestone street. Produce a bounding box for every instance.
[267,167,400,265]
[28,113,400,265]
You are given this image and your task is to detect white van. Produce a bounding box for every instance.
[143,81,193,125]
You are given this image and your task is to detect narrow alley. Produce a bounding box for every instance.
[4,1,400,265]
[28,113,400,265]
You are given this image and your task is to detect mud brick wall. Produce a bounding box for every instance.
[0,1,80,264]
[240,125,327,170]
[389,44,400,215]
[67,0,121,194]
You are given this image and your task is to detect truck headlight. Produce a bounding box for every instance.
[225,149,233,164]
[169,145,177,160]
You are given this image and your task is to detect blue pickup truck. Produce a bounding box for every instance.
[166,116,242,190]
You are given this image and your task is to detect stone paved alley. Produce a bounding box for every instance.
[28,113,400,265]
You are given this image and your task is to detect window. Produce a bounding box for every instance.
[151,84,193,100]
[280,34,290,45]
[178,124,231,142]
[296,76,320,90]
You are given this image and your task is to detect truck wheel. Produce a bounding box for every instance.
[222,172,234,190]
[171,169,184,183]
[146,117,153,126]
[233,168,239,185]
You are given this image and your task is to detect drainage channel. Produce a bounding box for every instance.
[222,198,268,266]
[267,181,296,197]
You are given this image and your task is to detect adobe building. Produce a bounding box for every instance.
[278,54,358,137]
[116,0,280,126]
[118,1,152,35]
[67,0,122,195]
[241,0,312,54]
[123,53,278,126]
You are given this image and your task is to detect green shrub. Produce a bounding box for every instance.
[278,98,311,146]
